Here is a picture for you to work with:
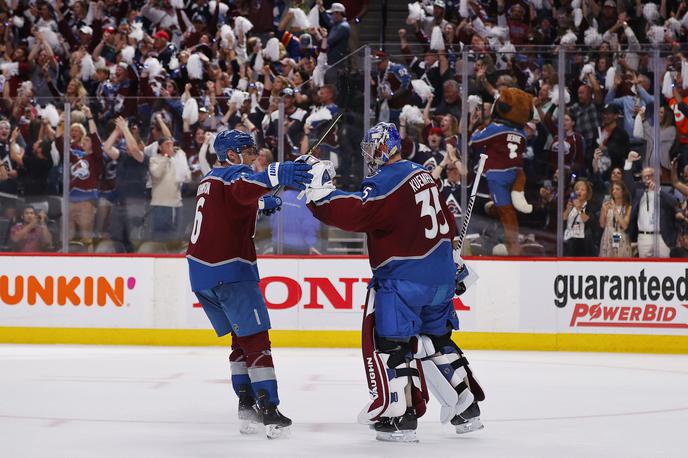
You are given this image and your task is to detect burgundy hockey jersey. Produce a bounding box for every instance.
[310,160,457,285]
[469,122,527,172]
[186,165,273,291]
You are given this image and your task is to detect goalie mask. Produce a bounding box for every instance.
[360,122,401,176]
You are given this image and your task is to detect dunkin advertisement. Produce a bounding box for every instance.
[0,256,686,337]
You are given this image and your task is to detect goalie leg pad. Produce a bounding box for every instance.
[358,338,423,425]
[415,335,473,423]
[430,332,485,402]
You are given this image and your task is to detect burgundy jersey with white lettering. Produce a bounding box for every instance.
[469,122,527,172]
[186,165,273,291]
[310,160,457,285]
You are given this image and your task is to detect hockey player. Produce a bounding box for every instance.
[186,130,313,439]
[301,122,485,442]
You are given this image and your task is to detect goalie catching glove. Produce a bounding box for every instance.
[295,155,336,203]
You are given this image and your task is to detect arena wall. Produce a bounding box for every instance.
[0,255,686,353]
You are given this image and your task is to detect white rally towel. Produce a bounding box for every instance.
[643,3,660,24]
[560,29,577,45]
[220,24,236,49]
[605,66,616,91]
[40,104,60,128]
[584,27,602,48]
[407,2,425,24]
[430,26,445,51]
[264,37,280,62]
[411,79,434,102]
[182,97,199,125]
[187,53,204,80]
[209,1,229,16]
[290,8,310,30]
[579,62,595,82]
[120,45,135,65]
[234,16,254,36]
[80,53,96,81]
[308,5,320,28]
[129,21,144,41]
[682,59,688,89]
[143,57,163,80]
[662,71,674,99]
[400,104,424,125]
[312,52,328,87]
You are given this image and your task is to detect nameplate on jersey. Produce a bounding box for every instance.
[408,172,435,193]
[197,181,211,196]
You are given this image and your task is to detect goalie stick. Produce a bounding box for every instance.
[455,153,488,253]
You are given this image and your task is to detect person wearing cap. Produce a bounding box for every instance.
[374,51,412,125]
[604,71,653,139]
[598,0,619,34]
[55,3,103,53]
[599,104,630,171]
[322,2,351,79]
[419,0,448,37]
[152,30,177,69]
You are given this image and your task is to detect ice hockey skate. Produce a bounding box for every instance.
[257,390,292,439]
[238,394,262,435]
[373,409,419,443]
[451,402,484,434]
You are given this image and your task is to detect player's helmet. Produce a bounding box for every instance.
[213,129,256,163]
[360,122,401,175]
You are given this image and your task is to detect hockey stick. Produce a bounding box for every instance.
[271,112,344,197]
[455,153,488,254]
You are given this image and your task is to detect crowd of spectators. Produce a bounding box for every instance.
[386,0,688,258]
[0,0,687,258]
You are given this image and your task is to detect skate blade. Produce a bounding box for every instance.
[239,420,262,435]
[376,430,419,443]
[455,417,484,435]
[266,424,292,440]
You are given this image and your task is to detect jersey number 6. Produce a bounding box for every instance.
[415,187,449,239]
[190,197,206,244]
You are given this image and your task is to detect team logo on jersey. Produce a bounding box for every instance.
[71,158,90,180]
[446,194,462,217]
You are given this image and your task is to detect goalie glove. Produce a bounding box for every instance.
[295,155,336,203]
[258,195,282,216]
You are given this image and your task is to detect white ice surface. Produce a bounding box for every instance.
[0,345,686,458]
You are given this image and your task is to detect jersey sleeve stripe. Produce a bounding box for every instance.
[186,254,258,267]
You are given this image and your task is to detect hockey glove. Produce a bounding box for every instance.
[453,249,477,296]
[267,161,313,190]
[296,158,336,204]
[258,195,282,216]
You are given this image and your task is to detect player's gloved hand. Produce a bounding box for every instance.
[453,249,478,296]
[295,154,321,166]
[258,195,282,216]
[267,161,313,190]
[301,160,336,203]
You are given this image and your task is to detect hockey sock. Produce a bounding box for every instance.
[236,331,279,406]
[229,332,255,399]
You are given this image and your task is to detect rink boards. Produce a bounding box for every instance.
[0,255,686,353]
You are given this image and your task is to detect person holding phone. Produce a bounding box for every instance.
[599,182,632,257]
[563,178,594,256]
[9,205,53,252]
